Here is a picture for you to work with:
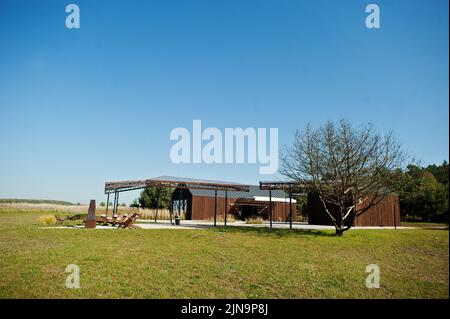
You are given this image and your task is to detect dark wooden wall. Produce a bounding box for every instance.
[306,192,342,226]
[354,194,400,227]
[191,196,231,220]
[190,195,295,221]
[272,202,296,222]
[306,192,401,227]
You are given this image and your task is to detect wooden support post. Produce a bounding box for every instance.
[116,191,120,215]
[155,187,161,223]
[269,189,273,229]
[111,193,115,215]
[113,191,118,215]
[105,193,110,218]
[178,188,182,218]
[289,187,293,230]
[169,192,173,225]
[214,189,217,227]
[224,190,228,227]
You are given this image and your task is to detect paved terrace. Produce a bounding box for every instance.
[134,220,416,230]
[41,220,423,230]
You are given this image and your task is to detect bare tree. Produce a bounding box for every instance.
[280,120,408,236]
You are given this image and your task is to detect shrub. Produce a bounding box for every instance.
[38,215,57,226]
[214,214,237,222]
[245,217,264,224]
[226,214,236,222]
[130,199,140,208]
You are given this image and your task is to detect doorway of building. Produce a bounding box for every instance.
[241,205,258,220]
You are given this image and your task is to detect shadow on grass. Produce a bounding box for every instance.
[422,226,449,231]
[210,225,336,238]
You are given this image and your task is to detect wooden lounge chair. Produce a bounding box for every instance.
[117,212,140,229]
[96,214,109,224]
[111,213,128,225]
[93,213,126,226]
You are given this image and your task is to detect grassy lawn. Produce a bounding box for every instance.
[0,210,448,299]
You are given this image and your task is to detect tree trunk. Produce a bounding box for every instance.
[335,208,346,236]
[335,222,345,236]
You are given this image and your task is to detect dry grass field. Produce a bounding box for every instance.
[0,202,175,219]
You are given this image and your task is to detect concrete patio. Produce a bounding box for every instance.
[135,219,416,230]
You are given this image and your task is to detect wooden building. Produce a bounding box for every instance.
[171,185,297,221]
[306,192,401,227]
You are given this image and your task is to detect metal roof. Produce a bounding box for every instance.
[259,181,307,191]
[105,175,249,193]
[187,185,290,199]
[152,176,244,186]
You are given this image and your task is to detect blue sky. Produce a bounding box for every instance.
[0,0,448,204]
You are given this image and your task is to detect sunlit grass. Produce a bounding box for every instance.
[0,210,448,298]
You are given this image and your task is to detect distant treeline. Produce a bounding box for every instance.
[0,199,74,206]
[399,161,449,223]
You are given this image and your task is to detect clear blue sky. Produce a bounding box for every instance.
[0,0,448,204]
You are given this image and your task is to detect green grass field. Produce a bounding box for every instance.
[0,210,448,299]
